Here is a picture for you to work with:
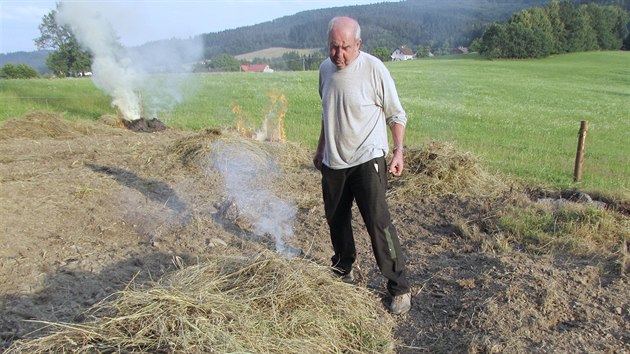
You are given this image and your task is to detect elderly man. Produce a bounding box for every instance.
[313,16,412,315]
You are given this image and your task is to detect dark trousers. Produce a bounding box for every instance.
[322,156,410,296]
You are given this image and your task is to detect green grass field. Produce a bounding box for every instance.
[1,51,628,198]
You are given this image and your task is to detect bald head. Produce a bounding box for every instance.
[328,16,361,41]
[327,16,362,69]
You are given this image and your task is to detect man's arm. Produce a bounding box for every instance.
[313,123,325,171]
[389,122,405,176]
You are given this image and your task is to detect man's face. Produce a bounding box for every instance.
[328,25,361,69]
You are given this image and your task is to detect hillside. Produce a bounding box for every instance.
[0,51,50,74]
[234,47,321,61]
[198,0,552,58]
[3,0,628,72]
[196,0,629,58]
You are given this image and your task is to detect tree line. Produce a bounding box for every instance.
[197,51,327,72]
[199,0,554,59]
[2,0,628,77]
[199,1,629,72]
[473,1,629,58]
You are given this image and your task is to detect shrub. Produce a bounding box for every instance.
[0,63,40,79]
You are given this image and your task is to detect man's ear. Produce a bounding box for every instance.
[357,39,362,50]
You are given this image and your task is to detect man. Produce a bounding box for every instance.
[313,16,411,315]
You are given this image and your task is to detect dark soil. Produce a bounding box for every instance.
[122,117,167,133]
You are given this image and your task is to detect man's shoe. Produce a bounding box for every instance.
[341,270,354,284]
[332,267,354,284]
[389,293,411,315]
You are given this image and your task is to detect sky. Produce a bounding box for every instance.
[0,0,399,54]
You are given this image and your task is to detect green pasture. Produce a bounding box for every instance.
[1,51,628,198]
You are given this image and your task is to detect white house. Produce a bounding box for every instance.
[390,47,415,61]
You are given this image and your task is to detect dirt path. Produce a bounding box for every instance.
[0,115,628,352]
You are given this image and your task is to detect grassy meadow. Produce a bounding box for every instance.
[1,51,628,198]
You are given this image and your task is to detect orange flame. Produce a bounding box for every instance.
[265,92,287,142]
[231,91,287,142]
[116,109,127,128]
[231,103,255,138]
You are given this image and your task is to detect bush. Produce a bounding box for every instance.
[0,63,40,79]
[209,53,240,72]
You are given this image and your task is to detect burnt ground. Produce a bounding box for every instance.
[0,115,628,353]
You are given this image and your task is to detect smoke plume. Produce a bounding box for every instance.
[211,141,300,258]
[55,1,203,120]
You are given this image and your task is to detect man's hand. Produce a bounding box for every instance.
[388,123,405,177]
[389,150,404,176]
[313,151,324,171]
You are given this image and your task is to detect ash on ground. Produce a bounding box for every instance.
[123,118,167,133]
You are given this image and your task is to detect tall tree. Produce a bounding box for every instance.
[372,47,391,62]
[545,1,568,53]
[479,24,509,58]
[34,6,92,76]
[583,4,628,50]
[282,51,304,71]
[478,2,629,59]
[567,5,599,52]
[510,7,555,56]
[210,54,240,71]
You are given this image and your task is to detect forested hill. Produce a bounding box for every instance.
[2,0,628,72]
[195,0,629,58]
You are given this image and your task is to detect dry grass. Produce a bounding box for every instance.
[492,196,630,274]
[171,128,223,169]
[0,112,123,140]
[8,251,396,353]
[234,47,320,61]
[389,140,508,200]
[171,129,312,174]
[392,140,629,274]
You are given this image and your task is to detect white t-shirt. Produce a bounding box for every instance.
[319,51,407,169]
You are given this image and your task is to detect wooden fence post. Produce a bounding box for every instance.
[573,121,588,182]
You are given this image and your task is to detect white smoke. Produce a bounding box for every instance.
[211,141,300,258]
[55,1,203,120]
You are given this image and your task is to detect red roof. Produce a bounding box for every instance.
[399,47,414,56]
[240,64,270,72]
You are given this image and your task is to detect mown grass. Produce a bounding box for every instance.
[489,195,630,274]
[498,199,628,253]
[390,51,629,198]
[0,51,628,198]
[0,78,111,121]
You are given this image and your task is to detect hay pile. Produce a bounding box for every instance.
[171,128,223,169]
[0,112,122,140]
[390,140,508,199]
[8,252,395,353]
[171,129,312,173]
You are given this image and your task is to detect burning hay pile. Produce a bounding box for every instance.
[98,114,168,133]
[390,140,508,199]
[8,252,396,353]
[122,117,167,133]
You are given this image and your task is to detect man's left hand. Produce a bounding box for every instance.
[389,151,404,176]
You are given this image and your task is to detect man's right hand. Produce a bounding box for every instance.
[313,152,323,171]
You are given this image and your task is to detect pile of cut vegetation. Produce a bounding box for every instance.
[0,112,121,140]
[171,128,312,173]
[8,252,395,353]
[390,140,508,199]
